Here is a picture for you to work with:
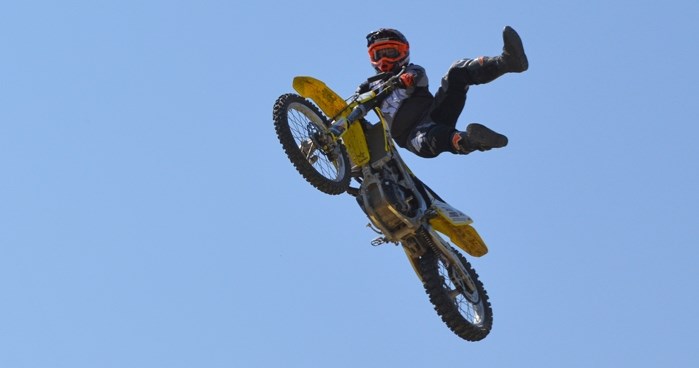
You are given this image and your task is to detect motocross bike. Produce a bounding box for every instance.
[273,69,494,341]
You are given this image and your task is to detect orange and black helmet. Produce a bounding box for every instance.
[366,28,410,73]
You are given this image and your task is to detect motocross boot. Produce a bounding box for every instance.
[501,25,528,73]
[453,123,508,153]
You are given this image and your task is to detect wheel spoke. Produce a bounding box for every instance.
[287,105,342,181]
[437,255,484,325]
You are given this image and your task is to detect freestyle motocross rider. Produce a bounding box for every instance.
[356,26,529,157]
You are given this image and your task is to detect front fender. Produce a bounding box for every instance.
[293,76,349,119]
[293,76,370,167]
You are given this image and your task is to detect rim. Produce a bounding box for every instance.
[287,102,346,182]
[436,257,486,326]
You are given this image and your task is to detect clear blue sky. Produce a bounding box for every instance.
[2,1,698,367]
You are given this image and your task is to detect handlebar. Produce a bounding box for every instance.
[349,67,406,119]
[329,67,407,137]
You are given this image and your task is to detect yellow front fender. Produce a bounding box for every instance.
[293,76,349,119]
[293,76,370,167]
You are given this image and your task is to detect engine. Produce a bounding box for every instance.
[357,161,421,241]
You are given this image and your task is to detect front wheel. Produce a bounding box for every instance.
[416,230,493,341]
[273,93,351,195]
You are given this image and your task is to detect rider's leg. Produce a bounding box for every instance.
[404,121,455,158]
[450,26,528,87]
[430,26,528,127]
[455,26,528,86]
[422,26,525,155]
[403,121,445,158]
[406,121,507,157]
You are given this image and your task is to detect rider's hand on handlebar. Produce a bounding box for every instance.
[398,72,415,88]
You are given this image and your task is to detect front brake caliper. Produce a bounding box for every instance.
[306,123,337,160]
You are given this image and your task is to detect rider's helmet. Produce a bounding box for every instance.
[366,28,410,73]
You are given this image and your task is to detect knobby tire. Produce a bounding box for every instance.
[416,230,493,341]
[273,93,351,195]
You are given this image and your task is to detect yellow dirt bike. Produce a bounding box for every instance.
[273,69,493,341]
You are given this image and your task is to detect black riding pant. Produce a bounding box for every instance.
[405,57,504,158]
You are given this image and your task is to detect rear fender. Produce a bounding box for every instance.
[428,200,489,257]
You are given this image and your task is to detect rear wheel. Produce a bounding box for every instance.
[273,93,351,195]
[416,230,493,341]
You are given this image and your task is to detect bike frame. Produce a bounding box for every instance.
[292,75,489,259]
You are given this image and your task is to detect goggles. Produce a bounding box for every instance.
[368,41,408,63]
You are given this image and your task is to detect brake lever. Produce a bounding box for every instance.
[384,67,407,88]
